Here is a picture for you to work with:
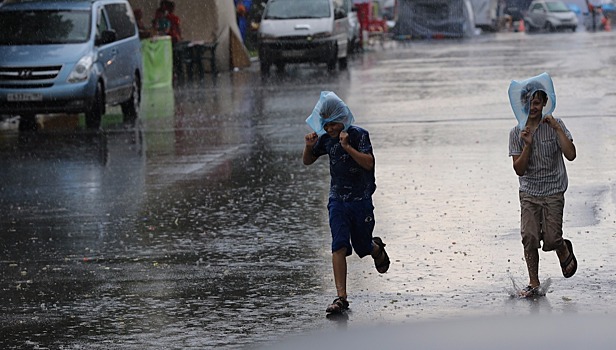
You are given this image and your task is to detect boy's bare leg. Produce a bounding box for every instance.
[332,248,347,299]
[525,249,540,288]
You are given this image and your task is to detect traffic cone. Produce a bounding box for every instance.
[518,19,525,32]
[603,17,611,31]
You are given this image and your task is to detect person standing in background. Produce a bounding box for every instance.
[165,0,182,44]
[235,0,252,41]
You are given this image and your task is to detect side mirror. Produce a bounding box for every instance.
[97,29,117,45]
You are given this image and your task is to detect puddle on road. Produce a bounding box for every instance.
[0,130,335,348]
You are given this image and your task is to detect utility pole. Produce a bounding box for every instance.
[585,0,596,31]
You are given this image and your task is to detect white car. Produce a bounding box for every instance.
[525,0,578,32]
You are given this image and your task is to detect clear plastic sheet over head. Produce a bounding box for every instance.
[508,72,556,129]
[305,91,355,136]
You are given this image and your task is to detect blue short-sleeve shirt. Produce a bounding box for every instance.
[312,126,376,201]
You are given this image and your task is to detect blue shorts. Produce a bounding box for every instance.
[328,198,375,258]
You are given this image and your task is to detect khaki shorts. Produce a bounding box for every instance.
[519,191,565,252]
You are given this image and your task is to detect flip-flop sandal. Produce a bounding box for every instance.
[326,297,349,314]
[520,285,541,298]
[561,239,577,278]
[372,237,390,274]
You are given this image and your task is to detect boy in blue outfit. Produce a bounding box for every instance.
[303,91,390,314]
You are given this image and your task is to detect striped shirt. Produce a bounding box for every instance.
[508,118,573,197]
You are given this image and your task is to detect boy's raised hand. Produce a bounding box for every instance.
[305,132,318,147]
[520,126,533,145]
[339,131,349,149]
[542,114,559,130]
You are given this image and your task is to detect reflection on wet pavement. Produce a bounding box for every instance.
[0,119,332,348]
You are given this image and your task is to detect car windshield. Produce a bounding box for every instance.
[546,2,570,12]
[264,0,331,19]
[0,10,91,45]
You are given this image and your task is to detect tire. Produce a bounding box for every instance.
[525,22,535,33]
[327,50,337,71]
[18,113,37,132]
[338,56,348,70]
[121,75,140,126]
[260,60,270,75]
[545,22,555,32]
[85,82,104,130]
[347,39,356,54]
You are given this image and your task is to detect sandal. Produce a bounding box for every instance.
[561,239,578,278]
[326,297,349,314]
[372,237,390,274]
[520,285,540,298]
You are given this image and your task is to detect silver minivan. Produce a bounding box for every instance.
[0,0,142,131]
[257,0,351,73]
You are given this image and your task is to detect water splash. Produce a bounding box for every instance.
[506,276,552,298]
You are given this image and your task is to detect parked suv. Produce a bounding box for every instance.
[524,0,578,32]
[0,0,142,131]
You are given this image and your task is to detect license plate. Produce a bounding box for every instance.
[282,50,305,58]
[7,93,43,102]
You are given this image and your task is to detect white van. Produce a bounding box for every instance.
[257,0,351,73]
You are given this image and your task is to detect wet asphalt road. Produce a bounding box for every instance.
[1,31,616,349]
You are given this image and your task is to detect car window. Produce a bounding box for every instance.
[0,10,91,45]
[264,0,331,19]
[96,7,110,40]
[342,0,352,13]
[333,0,345,12]
[530,3,544,12]
[104,3,136,40]
[545,1,570,12]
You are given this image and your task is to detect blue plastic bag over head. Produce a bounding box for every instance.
[305,91,355,136]
[508,72,556,129]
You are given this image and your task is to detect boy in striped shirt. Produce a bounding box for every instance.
[509,89,578,297]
